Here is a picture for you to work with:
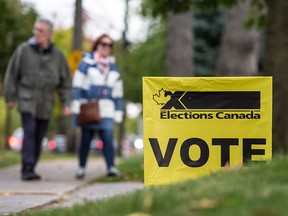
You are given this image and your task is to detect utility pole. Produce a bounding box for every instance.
[122,0,129,50]
[67,0,83,153]
[72,0,83,50]
[117,0,130,157]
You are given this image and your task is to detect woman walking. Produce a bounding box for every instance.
[71,34,124,179]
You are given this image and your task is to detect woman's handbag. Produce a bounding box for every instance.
[77,100,101,126]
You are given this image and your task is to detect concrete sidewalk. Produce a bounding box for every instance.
[0,158,144,215]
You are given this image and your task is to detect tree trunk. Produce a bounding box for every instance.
[116,0,130,158]
[72,0,83,51]
[122,0,129,50]
[216,0,261,76]
[264,0,288,152]
[67,0,83,153]
[166,11,194,76]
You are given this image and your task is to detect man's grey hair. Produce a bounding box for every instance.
[35,17,54,33]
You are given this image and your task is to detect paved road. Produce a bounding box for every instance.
[0,158,144,215]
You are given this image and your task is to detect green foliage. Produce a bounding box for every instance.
[194,9,224,76]
[52,28,73,57]
[125,117,139,135]
[139,0,266,80]
[244,0,267,28]
[141,0,267,28]
[53,28,93,57]
[0,98,21,148]
[194,0,268,29]
[141,0,192,18]
[0,0,37,79]
[193,0,239,9]
[46,98,66,137]
[119,6,224,100]
[116,25,166,103]
[141,0,239,18]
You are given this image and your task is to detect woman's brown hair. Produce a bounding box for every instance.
[91,34,114,52]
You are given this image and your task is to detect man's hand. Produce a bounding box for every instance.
[63,106,71,116]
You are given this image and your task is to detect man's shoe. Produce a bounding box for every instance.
[75,168,85,179]
[33,172,41,180]
[107,167,122,177]
[21,171,41,181]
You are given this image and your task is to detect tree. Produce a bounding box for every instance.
[120,5,224,99]
[215,0,288,152]
[65,0,83,153]
[264,0,288,152]
[216,0,261,76]
[72,0,83,51]
[0,0,36,149]
[141,0,194,76]
[0,0,36,81]
[166,11,194,76]
[141,0,288,153]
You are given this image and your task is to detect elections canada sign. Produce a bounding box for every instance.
[143,77,272,186]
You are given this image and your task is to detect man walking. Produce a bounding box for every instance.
[3,18,71,181]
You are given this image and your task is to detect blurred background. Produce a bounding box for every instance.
[0,0,287,156]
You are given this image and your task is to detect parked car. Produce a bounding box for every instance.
[89,136,118,154]
[47,134,67,153]
[8,127,48,152]
[127,134,143,150]
[90,137,104,154]
[8,128,68,153]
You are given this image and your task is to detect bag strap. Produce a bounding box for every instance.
[100,72,109,96]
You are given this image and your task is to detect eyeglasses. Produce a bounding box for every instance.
[32,28,47,34]
[99,42,113,48]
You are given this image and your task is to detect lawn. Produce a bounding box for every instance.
[21,154,288,216]
[0,98,21,148]
[0,149,20,169]
[92,154,144,183]
[0,149,79,169]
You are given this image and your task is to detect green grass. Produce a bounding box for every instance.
[0,97,21,148]
[21,154,288,216]
[0,149,20,169]
[92,154,144,183]
[0,149,78,169]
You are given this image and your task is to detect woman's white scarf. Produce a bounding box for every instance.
[94,52,111,74]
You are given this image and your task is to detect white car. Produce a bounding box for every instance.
[8,127,48,152]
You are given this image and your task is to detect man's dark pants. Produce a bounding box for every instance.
[21,112,49,173]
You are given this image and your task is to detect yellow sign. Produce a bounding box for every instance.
[143,77,272,186]
[67,50,82,77]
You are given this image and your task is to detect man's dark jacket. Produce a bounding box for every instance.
[4,38,71,119]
